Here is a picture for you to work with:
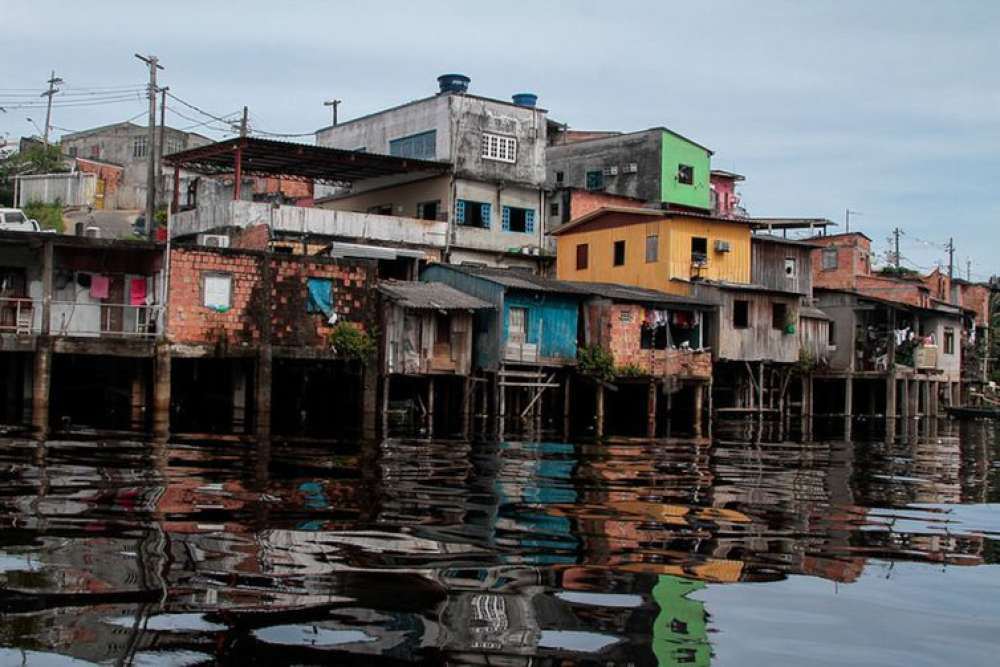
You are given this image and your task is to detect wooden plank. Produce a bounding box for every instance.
[499,381,560,388]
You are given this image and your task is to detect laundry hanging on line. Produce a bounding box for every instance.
[90,275,110,299]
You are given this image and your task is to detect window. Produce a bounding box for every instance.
[549,202,559,216]
[132,136,147,159]
[828,320,837,346]
[576,244,589,270]
[691,237,708,264]
[733,300,749,328]
[944,327,955,355]
[613,240,626,267]
[165,138,183,155]
[367,204,393,216]
[509,307,528,344]
[785,257,797,279]
[822,248,838,271]
[203,273,232,311]
[3,211,26,224]
[481,132,517,163]
[456,200,491,228]
[389,130,436,160]
[555,170,564,184]
[586,170,604,191]
[772,302,788,330]
[645,234,659,263]
[67,146,77,157]
[416,200,439,220]
[502,206,535,233]
[677,164,694,185]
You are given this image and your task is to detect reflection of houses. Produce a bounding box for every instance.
[421,264,583,437]
[377,280,493,436]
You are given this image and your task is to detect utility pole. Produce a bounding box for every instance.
[947,237,955,281]
[135,54,163,239]
[156,86,169,209]
[324,99,341,126]
[240,106,248,138]
[967,258,972,282]
[40,70,63,146]
[892,227,902,271]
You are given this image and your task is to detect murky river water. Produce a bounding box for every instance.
[1,418,998,665]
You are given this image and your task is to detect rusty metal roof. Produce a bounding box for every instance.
[163,137,450,184]
[566,281,712,309]
[378,280,493,310]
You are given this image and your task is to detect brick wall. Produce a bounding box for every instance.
[167,247,375,350]
[231,224,271,251]
[601,303,711,379]
[854,275,929,308]
[569,190,648,220]
[960,283,990,326]
[811,233,872,291]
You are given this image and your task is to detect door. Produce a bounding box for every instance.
[95,178,106,209]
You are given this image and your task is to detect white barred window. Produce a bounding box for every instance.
[481,133,517,163]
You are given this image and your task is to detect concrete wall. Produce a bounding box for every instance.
[16,172,96,207]
[546,130,662,203]
[316,95,451,159]
[319,175,450,220]
[453,178,543,253]
[449,95,547,188]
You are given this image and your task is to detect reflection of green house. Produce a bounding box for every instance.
[652,575,711,666]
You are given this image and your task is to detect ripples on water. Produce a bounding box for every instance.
[0,419,998,665]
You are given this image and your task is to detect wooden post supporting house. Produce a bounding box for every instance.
[461,377,471,439]
[426,376,435,438]
[562,373,572,441]
[381,375,391,438]
[693,384,704,439]
[31,239,54,441]
[595,384,605,439]
[646,379,657,438]
[130,361,147,431]
[255,255,273,442]
[885,373,897,440]
[152,342,171,440]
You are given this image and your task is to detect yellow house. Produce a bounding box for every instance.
[552,207,753,295]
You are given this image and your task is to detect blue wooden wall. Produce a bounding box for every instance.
[503,290,579,361]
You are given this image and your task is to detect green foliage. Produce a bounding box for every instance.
[878,266,919,279]
[616,363,645,378]
[795,348,816,375]
[577,345,616,383]
[23,201,64,233]
[329,321,376,362]
[154,207,168,225]
[1,144,69,206]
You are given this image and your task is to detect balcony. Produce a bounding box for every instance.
[0,298,37,335]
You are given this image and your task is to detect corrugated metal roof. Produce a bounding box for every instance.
[566,281,713,309]
[751,233,823,248]
[378,280,493,310]
[800,305,832,320]
[439,265,584,295]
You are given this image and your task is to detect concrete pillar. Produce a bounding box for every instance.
[646,379,657,438]
[130,360,148,431]
[31,343,51,441]
[152,342,171,441]
[694,384,704,439]
[595,384,605,439]
[426,376,435,438]
[231,363,247,433]
[362,361,378,440]
[255,346,272,441]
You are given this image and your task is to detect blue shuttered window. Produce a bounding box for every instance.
[456,199,490,228]
[480,203,491,228]
[501,206,535,233]
[502,206,511,232]
[455,200,466,225]
[525,209,534,233]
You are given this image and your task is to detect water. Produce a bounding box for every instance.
[1,419,998,665]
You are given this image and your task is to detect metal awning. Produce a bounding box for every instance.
[163,137,450,184]
[327,242,427,260]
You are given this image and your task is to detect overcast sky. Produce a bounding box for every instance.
[3,1,997,278]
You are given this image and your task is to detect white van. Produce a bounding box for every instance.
[0,208,43,232]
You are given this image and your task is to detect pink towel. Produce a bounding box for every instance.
[90,275,110,299]
[130,278,147,306]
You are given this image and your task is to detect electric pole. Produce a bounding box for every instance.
[324,99,341,126]
[156,86,169,208]
[40,70,63,146]
[892,227,902,271]
[947,237,955,281]
[967,258,972,282]
[240,106,248,138]
[135,54,163,239]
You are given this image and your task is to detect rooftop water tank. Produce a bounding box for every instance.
[437,74,471,94]
[512,93,538,108]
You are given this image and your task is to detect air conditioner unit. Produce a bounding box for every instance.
[623,162,638,174]
[84,226,100,238]
[714,240,731,253]
[603,165,618,176]
[198,233,230,248]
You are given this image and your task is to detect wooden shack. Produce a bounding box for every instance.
[378,280,493,437]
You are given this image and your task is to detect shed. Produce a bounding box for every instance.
[378,280,492,376]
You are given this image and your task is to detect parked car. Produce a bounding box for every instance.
[0,207,48,232]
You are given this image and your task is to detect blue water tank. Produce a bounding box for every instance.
[437,74,471,94]
[512,93,538,108]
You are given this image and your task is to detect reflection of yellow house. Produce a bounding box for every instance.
[552,207,753,295]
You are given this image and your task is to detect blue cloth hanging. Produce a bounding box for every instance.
[306,278,333,317]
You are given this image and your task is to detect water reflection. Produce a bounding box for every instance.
[0,419,998,664]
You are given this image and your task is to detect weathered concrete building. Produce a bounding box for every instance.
[315,75,550,269]
[60,121,211,210]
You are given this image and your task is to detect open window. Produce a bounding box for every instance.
[416,200,439,220]
[613,240,626,267]
[502,206,535,233]
[677,164,694,185]
[733,300,750,328]
[772,302,788,330]
[691,237,708,264]
[456,200,491,229]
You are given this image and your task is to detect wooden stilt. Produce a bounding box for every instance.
[646,379,657,438]
[693,383,704,439]
[427,376,435,438]
[382,374,391,438]
[595,384,605,439]
[563,372,571,441]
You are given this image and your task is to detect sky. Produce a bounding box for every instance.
[2,0,997,279]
